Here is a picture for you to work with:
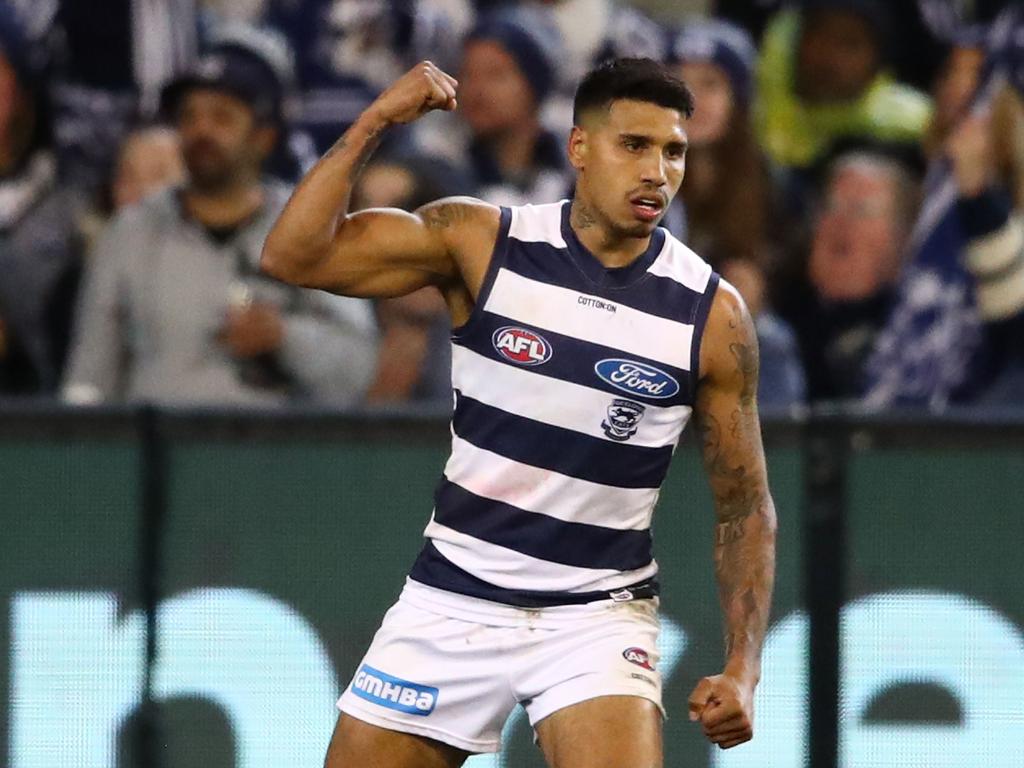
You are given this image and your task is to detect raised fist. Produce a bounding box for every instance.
[369,61,458,126]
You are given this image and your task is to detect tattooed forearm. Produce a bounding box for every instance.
[704,403,775,680]
[715,494,776,679]
[322,136,348,161]
[696,287,776,684]
[321,121,385,181]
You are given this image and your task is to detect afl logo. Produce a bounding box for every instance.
[595,359,680,399]
[623,647,655,671]
[492,327,553,366]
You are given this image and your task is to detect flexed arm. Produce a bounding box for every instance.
[261,62,498,298]
[688,281,777,750]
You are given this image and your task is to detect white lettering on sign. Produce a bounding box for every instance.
[9,589,339,768]
[712,592,1024,768]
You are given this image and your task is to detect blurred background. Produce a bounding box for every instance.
[0,0,1022,766]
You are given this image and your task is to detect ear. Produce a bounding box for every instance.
[567,125,587,171]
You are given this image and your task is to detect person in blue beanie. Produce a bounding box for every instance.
[418,6,572,207]
[669,19,806,408]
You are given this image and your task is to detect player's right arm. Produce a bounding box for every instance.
[261,62,497,298]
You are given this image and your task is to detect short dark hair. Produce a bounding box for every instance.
[573,57,694,125]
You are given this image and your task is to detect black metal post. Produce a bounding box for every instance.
[134,405,166,768]
[804,414,847,768]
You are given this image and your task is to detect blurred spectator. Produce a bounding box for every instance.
[864,6,1024,407]
[265,0,469,155]
[201,0,265,24]
[418,6,570,206]
[670,20,773,268]
[63,30,377,407]
[352,156,466,405]
[543,0,665,93]
[779,151,920,401]
[714,0,782,43]
[50,0,200,192]
[78,124,187,251]
[670,19,804,406]
[755,0,932,172]
[0,1,84,395]
[111,126,185,210]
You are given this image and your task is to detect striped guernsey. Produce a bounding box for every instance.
[409,200,720,607]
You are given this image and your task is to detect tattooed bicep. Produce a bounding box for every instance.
[694,283,768,525]
[696,283,760,415]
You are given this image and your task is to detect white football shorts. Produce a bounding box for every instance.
[337,579,664,753]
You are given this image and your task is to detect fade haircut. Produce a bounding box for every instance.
[573,57,695,126]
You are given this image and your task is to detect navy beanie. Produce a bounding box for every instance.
[465,7,562,104]
[670,19,756,106]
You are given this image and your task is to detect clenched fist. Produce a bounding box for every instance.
[369,61,459,127]
[688,673,755,750]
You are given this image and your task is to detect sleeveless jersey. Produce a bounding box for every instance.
[408,200,720,607]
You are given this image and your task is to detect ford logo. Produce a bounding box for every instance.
[594,359,680,399]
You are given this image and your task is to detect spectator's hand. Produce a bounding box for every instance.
[689,673,755,750]
[219,303,284,358]
[368,61,458,127]
[947,113,995,197]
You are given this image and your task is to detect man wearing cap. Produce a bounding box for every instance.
[63,32,378,406]
[0,1,84,395]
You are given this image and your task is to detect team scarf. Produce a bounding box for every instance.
[862,6,1024,408]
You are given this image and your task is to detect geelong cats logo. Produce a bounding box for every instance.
[602,399,646,442]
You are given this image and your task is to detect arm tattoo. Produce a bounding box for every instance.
[321,123,385,180]
[697,296,776,680]
[421,203,469,230]
[322,136,348,161]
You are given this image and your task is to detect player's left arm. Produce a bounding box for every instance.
[688,280,778,750]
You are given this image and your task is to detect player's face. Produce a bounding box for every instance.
[570,99,688,238]
[177,89,271,192]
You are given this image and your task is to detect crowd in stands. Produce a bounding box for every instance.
[0,0,1022,410]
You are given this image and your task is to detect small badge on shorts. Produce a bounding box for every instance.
[622,647,655,671]
[350,664,439,716]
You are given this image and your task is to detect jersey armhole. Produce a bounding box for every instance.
[688,270,721,403]
[450,206,513,339]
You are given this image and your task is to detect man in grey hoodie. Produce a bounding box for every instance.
[64,29,377,407]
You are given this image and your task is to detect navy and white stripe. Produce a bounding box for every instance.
[410,200,719,606]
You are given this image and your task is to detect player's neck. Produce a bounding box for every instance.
[569,198,651,269]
